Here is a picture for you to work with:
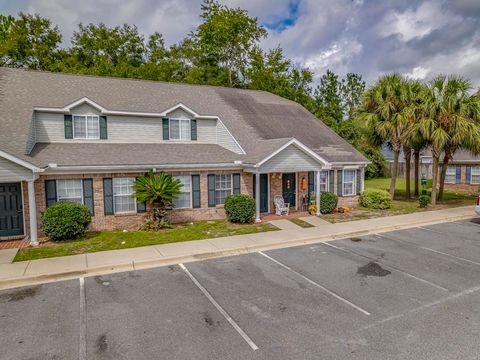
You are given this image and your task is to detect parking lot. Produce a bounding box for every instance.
[1,219,480,360]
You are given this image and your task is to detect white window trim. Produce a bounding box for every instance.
[215,174,233,205]
[113,177,137,214]
[56,179,84,204]
[320,170,328,193]
[445,166,457,184]
[471,166,480,184]
[73,114,100,140]
[169,118,191,141]
[342,169,356,197]
[173,175,192,209]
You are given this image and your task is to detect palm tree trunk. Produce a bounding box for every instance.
[390,149,400,199]
[430,155,439,206]
[414,149,420,197]
[438,154,450,201]
[404,146,412,199]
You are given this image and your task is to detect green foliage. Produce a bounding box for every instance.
[41,202,91,241]
[320,192,338,214]
[224,194,256,223]
[0,13,62,70]
[359,189,392,210]
[418,195,430,208]
[362,146,387,179]
[133,171,182,229]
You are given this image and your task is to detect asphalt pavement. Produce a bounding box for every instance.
[1,218,480,360]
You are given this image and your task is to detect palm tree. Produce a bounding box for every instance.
[133,171,183,229]
[418,75,480,205]
[358,74,410,199]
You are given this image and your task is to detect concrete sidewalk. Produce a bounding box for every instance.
[0,206,476,290]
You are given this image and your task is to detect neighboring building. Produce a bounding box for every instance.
[383,146,433,179]
[0,68,368,244]
[437,150,480,194]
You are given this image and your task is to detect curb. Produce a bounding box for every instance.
[0,213,476,290]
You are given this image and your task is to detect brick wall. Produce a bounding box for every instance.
[24,170,249,235]
[436,164,480,194]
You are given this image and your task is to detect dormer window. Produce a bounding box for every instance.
[73,115,100,139]
[169,118,191,141]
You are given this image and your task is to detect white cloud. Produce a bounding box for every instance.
[405,66,431,80]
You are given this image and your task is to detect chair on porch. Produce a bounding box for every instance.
[274,195,290,216]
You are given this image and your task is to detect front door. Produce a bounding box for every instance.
[253,174,268,213]
[0,183,24,237]
[282,173,296,207]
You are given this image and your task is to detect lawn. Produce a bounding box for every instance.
[323,178,476,224]
[14,220,278,262]
[288,218,314,228]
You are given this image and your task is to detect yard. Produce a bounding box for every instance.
[14,220,278,262]
[322,177,476,223]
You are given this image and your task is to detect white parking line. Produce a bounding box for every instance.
[258,251,371,316]
[179,263,259,351]
[321,241,449,292]
[79,277,87,360]
[417,226,441,233]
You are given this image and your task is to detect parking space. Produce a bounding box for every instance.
[1,219,480,359]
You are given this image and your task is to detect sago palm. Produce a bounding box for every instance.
[133,171,183,229]
[418,75,480,205]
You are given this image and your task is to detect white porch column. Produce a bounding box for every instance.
[27,180,38,246]
[255,172,261,223]
[361,167,365,192]
[315,170,321,216]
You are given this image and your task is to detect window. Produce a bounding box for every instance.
[215,174,232,205]
[471,166,480,184]
[169,119,191,140]
[73,115,100,139]
[113,177,136,213]
[320,171,328,192]
[57,179,83,203]
[445,166,456,184]
[343,170,356,196]
[173,175,191,208]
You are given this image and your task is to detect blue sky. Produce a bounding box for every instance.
[2,0,480,87]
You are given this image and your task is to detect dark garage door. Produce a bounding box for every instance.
[0,183,24,237]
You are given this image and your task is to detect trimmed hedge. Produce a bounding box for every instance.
[359,189,392,210]
[224,194,256,224]
[41,202,92,241]
[320,192,338,214]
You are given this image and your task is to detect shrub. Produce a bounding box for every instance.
[320,192,338,214]
[419,195,430,208]
[41,202,92,241]
[224,194,256,223]
[359,189,392,210]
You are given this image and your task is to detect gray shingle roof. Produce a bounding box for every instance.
[0,67,367,168]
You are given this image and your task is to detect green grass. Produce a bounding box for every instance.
[14,220,278,262]
[288,218,314,228]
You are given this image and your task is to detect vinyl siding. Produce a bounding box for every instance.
[258,145,322,173]
[217,120,243,154]
[35,112,218,143]
[71,103,101,115]
[166,108,192,119]
[0,157,33,182]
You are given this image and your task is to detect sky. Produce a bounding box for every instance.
[2,0,480,87]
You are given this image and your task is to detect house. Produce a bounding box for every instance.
[0,68,368,244]
[436,150,480,194]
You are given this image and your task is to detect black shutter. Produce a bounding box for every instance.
[329,170,334,192]
[45,180,57,207]
[162,118,169,140]
[103,178,114,215]
[356,169,361,195]
[192,175,201,208]
[82,178,94,215]
[308,171,315,196]
[100,116,108,139]
[135,177,146,213]
[64,115,73,139]
[207,174,216,207]
[466,166,471,184]
[455,165,461,184]
[337,170,343,196]
[233,173,241,194]
[191,119,197,141]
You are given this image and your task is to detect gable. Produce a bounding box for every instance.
[258,144,324,173]
[70,103,101,115]
[0,156,34,182]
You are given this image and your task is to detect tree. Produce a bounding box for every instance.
[0,13,62,70]
[341,72,366,121]
[133,171,182,229]
[189,0,267,87]
[313,70,343,130]
[418,75,480,205]
[69,23,146,76]
[358,74,410,199]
